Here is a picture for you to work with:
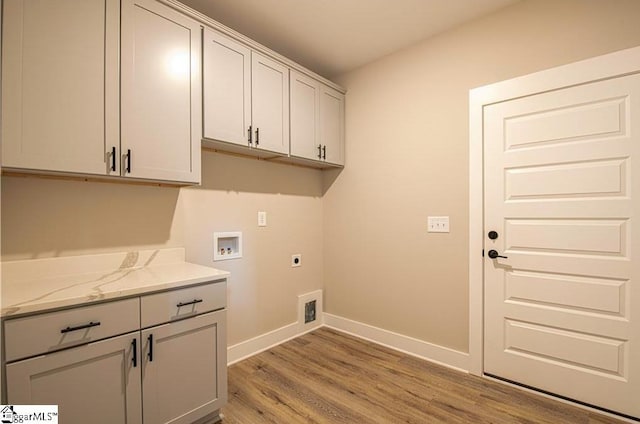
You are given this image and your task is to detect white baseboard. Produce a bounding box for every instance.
[227,313,469,372]
[323,313,470,372]
[227,321,322,365]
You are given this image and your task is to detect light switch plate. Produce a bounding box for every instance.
[428,216,450,233]
[258,211,267,227]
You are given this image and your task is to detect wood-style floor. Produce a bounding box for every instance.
[221,327,627,424]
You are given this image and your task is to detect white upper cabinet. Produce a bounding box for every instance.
[121,0,202,184]
[202,31,290,157]
[2,0,202,184]
[251,52,290,155]
[320,85,345,166]
[290,70,321,161]
[1,0,119,175]
[290,70,345,166]
[203,29,251,147]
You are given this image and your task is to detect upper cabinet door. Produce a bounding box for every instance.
[320,86,345,166]
[251,53,289,155]
[1,0,119,175]
[290,71,321,161]
[203,29,251,147]
[121,0,202,184]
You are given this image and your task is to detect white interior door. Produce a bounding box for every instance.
[484,73,640,419]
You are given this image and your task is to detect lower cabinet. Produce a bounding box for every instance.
[3,281,227,424]
[6,332,143,424]
[142,310,227,424]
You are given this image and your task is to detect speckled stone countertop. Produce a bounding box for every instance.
[1,248,229,318]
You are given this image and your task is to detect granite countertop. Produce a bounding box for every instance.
[1,248,229,318]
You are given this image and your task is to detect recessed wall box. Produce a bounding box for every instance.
[213,232,242,261]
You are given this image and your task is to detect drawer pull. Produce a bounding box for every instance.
[60,321,101,334]
[177,299,203,308]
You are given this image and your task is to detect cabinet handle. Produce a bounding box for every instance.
[132,338,138,367]
[111,146,116,172]
[60,321,101,334]
[255,127,259,145]
[322,145,326,160]
[317,144,322,159]
[248,125,252,145]
[177,299,203,308]
[126,149,132,173]
[148,334,154,362]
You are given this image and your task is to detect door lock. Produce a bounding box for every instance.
[488,231,499,240]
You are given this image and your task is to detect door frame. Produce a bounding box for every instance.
[468,45,640,376]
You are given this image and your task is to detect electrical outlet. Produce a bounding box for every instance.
[428,216,450,233]
[258,211,267,227]
[291,254,302,267]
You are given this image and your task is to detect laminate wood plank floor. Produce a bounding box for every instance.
[221,327,628,423]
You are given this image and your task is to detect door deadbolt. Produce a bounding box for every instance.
[488,231,498,240]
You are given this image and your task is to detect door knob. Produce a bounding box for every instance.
[487,249,508,259]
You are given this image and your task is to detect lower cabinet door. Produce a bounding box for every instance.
[5,332,142,424]
[142,310,227,424]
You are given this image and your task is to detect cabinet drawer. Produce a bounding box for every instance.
[4,298,140,362]
[141,280,226,328]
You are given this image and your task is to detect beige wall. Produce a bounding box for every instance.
[1,151,324,346]
[1,176,184,259]
[323,0,640,352]
[179,151,324,345]
[3,0,640,354]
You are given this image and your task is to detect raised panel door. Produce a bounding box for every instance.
[203,29,251,147]
[142,310,227,424]
[290,70,320,161]
[251,52,289,155]
[1,0,119,175]
[320,85,345,166]
[483,73,640,419]
[121,0,201,183]
[5,332,142,424]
